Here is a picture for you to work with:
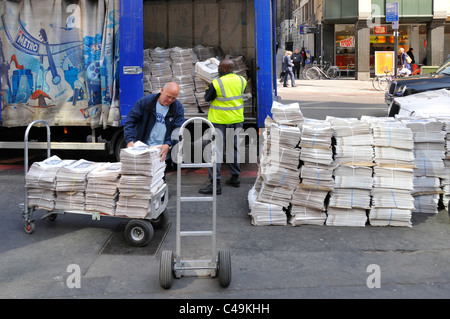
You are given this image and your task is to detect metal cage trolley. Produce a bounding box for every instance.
[22,120,168,247]
[159,117,231,289]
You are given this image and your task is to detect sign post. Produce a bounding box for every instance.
[386,2,399,76]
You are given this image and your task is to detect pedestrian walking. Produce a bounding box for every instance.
[292,49,303,79]
[283,51,296,87]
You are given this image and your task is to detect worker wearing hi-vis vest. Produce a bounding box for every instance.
[199,59,247,195]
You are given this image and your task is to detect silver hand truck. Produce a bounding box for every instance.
[159,117,231,289]
[22,120,168,247]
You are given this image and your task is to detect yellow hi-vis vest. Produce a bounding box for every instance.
[208,73,247,124]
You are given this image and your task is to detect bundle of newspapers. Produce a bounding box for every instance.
[25,156,75,210]
[257,120,301,209]
[143,49,153,95]
[401,118,446,214]
[116,142,166,218]
[85,162,122,215]
[247,113,302,225]
[325,117,374,226]
[270,101,305,127]
[194,57,220,83]
[247,186,286,226]
[443,121,450,210]
[362,117,414,227]
[290,119,333,226]
[55,159,103,211]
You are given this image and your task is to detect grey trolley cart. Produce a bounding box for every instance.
[22,120,168,247]
[159,117,231,289]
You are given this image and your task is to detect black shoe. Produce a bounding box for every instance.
[283,85,287,87]
[225,175,240,187]
[199,181,221,195]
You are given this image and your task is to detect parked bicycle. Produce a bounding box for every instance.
[372,70,395,91]
[372,68,408,92]
[304,60,341,80]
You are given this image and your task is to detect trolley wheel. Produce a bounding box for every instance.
[159,250,174,289]
[124,219,154,247]
[217,250,231,288]
[151,209,169,229]
[24,220,35,234]
[48,213,57,221]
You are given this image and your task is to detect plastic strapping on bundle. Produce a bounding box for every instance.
[269,203,272,225]
[389,208,393,225]
[280,168,287,186]
[312,125,318,148]
[388,124,392,147]
[423,157,427,176]
[316,168,320,190]
[350,188,354,207]
[72,172,79,192]
[390,189,398,208]
[305,189,312,206]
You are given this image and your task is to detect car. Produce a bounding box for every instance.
[386,59,450,116]
[389,89,450,118]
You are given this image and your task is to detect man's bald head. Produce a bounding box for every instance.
[218,59,235,75]
[159,82,180,106]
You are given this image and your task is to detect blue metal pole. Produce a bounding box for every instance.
[254,0,274,128]
[119,0,143,125]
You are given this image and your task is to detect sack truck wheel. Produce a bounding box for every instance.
[159,250,174,289]
[217,250,231,288]
[124,219,154,247]
[24,220,35,234]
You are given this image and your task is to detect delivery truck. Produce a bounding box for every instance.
[0,0,275,160]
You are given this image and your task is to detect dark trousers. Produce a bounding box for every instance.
[208,122,243,181]
[283,68,295,87]
[293,63,301,79]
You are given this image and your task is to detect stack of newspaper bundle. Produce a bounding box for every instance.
[193,44,216,61]
[257,121,301,208]
[149,47,171,63]
[148,47,172,92]
[270,102,304,127]
[247,186,286,226]
[172,75,199,113]
[194,58,220,83]
[85,162,122,216]
[25,156,75,210]
[55,160,103,211]
[363,117,415,227]
[401,118,446,214]
[443,121,450,210]
[289,186,328,225]
[116,142,166,218]
[325,117,373,227]
[143,49,153,94]
[289,119,333,226]
[247,112,302,225]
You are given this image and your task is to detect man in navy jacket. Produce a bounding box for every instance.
[123,82,185,162]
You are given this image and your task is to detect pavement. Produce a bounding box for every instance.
[0,63,449,304]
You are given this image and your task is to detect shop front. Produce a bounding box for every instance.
[334,23,429,76]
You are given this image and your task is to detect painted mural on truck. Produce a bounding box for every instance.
[0,0,120,128]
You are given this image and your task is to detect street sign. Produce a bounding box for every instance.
[300,25,307,34]
[386,2,399,22]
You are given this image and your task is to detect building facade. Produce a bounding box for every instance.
[280,0,450,80]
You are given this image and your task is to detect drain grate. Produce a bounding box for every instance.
[99,221,171,256]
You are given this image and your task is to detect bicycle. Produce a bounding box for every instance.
[304,60,341,80]
[372,70,395,91]
[372,69,406,92]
